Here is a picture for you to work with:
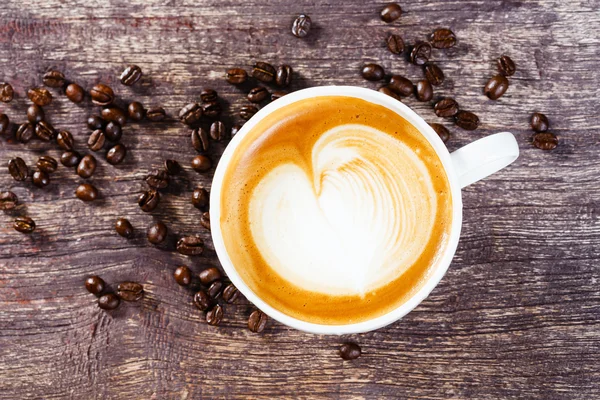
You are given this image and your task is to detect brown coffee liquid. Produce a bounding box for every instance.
[220,96,452,325]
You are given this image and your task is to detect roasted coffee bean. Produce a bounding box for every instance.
[0,191,18,210]
[386,34,405,55]
[145,170,170,190]
[230,124,243,137]
[532,132,558,150]
[429,28,457,49]
[240,105,258,120]
[28,87,52,106]
[0,82,14,102]
[174,266,192,286]
[206,304,223,326]
[56,130,74,151]
[164,159,181,175]
[381,3,402,23]
[248,310,268,333]
[361,63,385,81]
[340,343,361,360]
[191,155,212,172]
[434,98,459,118]
[104,121,122,142]
[87,115,105,130]
[32,170,50,188]
[192,187,209,210]
[410,42,432,66]
[531,113,549,132]
[106,144,127,165]
[252,61,276,83]
[36,156,58,174]
[248,86,269,103]
[378,85,401,100]
[8,157,28,181]
[98,293,120,310]
[61,151,81,167]
[200,88,218,103]
[179,103,203,126]
[76,183,98,201]
[210,121,225,141]
[27,104,45,124]
[14,216,35,233]
[222,284,239,303]
[199,267,221,285]
[0,114,9,137]
[424,62,444,86]
[117,282,144,302]
[65,83,85,103]
[202,101,222,119]
[101,107,127,126]
[43,70,65,88]
[207,280,223,299]
[497,55,516,76]
[200,211,211,231]
[292,14,311,38]
[88,129,106,151]
[484,75,509,100]
[147,221,168,244]
[193,290,211,311]
[191,127,210,153]
[429,123,450,143]
[120,65,142,86]
[90,83,114,106]
[138,189,160,212]
[77,154,97,178]
[388,75,413,96]
[454,110,480,130]
[35,120,56,141]
[415,79,434,102]
[275,65,293,87]
[271,91,287,101]
[16,123,34,143]
[177,236,204,256]
[85,276,105,295]
[115,218,134,238]
[128,102,145,121]
[226,68,248,85]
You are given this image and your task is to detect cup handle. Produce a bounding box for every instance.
[450,132,519,188]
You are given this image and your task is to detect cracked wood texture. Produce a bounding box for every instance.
[1,0,599,399]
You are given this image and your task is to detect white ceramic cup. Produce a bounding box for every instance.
[210,86,519,335]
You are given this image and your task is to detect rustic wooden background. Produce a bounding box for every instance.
[1,0,599,398]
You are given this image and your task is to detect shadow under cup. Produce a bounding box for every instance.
[211,86,464,334]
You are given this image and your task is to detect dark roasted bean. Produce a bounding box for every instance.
[248,310,268,333]
[210,121,226,141]
[248,86,269,103]
[292,14,311,38]
[35,120,56,141]
[271,91,287,101]
[361,63,385,81]
[174,266,192,286]
[386,34,405,55]
[146,107,166,122]
[226,68,248,84]
[76,183,98,201]
[194,290,211,311]
[531,113,549,132]
[497,55,516,76]
[410,42,432,66]
[32,170,50,188]
[429,123,450,143]
[222,284,239,303]
[104,121,122,142]
[415,79,433,102]
[176,236,204,256]
[192,187,209,210]
[434,98,459,118]
[0,114,9,137]
[28,88,52,106]
[200,212,211,231]
[56,130,75,151]
[484,75,509,100]
[207,281,223,299]
[87,115,105,130]
[90,83,114,106]
[388,75,413,96]
[532,132,558,150]
[429,28,457,49]
[101,107,127,126]
[381,3,402,23]
[16,123,34,144]
[8,157,28,181]
[147,221,168,244]
[14,216,35,233]
[275,65,293,87]
[128,102,145,121]
[145,170,169,190]
[106,144,127,165]
[200,88,218,103]
[206,304,223,326]
[120,65,142,86]
[191,127,210,153]
[117,282,144,302]
[85,276,105,295]
[0,191,18,211]
[98,293,120,310]
[252,61,276,83]
[65,83,85,103]
[191,155,212,172]
[340,343,361,360]
[27,104,45,124]
[36,156,58,174]
[61,151,81,167]
[378,85,401,100]
[77,154,97,178]
[88,129,106,152]
[179,103,203,126]
[454,110,480,130]
[138,189,160,212]
[240,105,258,120]
[202,101,222,119]
[199,267,221,285]
[43,70,66,88]
[115,218,134,238]
[0,82,14,103]
[424,62,444,86]
[164,159,181,175]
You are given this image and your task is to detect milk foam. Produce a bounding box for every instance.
[249,124,437,296]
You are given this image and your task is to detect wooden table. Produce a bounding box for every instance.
[1,1,599,398]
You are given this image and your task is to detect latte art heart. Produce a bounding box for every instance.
[249,124,437,296]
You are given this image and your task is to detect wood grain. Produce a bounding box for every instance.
[1,0,599,398]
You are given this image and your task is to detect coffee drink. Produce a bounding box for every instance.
[219,96,452,324]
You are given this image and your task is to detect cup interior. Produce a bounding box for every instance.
[210,86,463,334]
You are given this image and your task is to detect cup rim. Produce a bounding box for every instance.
[210,86,463,334]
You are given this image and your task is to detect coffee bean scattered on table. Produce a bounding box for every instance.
[174,266,192,286]
[222,284,239,304]
[361,63,385,81]
[61,151,81,167]
[90,83,114,106]
[65,83,85,103]
[164,159,181,175]
[380,3,402,23]
[176,236,204,256]
[117,282,144,302]
[8,157,28,182]
[388,75,413,97]
[85,276,105,296]
[76,183,98,202]
[484,75,509,100]
[120,65,142,86]
[207,281,223,299]
[199,267,221,285]
[191,155,212,172]
[138,189,160,212]
[192,187,209,210]
[252,61,276,83]
[146,107,166,122]
[532,132,558,150]
[240,105,258,120]
[35,120,57,141]
[115,218,134,238]
[14,216,36,234]
[87,115,105,130]
[179,103,203,126]
[191,127,210,153]
[147,221,168,244]
[497,55,516,76]
[32,170,50,188]
[0,191,18,210]
[454,110,480,130]
[88,129,106,152]
[200,212,211,231]
[434,98,459,118]
[104,121,122,142]
[200,88,218,103]
[98,293,120,310]
[210,121,226,141]
[202,101,222,119]
[226,68,248,85]
[101,107,127,126]
[128,102,145,121]
[429,28,457,49]
[27,104,45,124]
[378,86,401,100]
[145,170,170,190]
[106,144,127,165]
[57,130,75,151]
[28,87,53,106]
[0,114,9,136]
[386,34,405,55]
[43,70,66,88]
[340,343,361,360]
[248,86,269,103]
[410,42,432,66]
[275,65,293,87]
[415,79,433,102]
[16,123,34,143]
[248,310,268,333]
[424,62,444,86]
[429,123,450,143]
[36,156,58,174]
[0,82,14,103]
[531,112,549,132]
[292,14,312,38]
[194,290,212,311]
[206,304,223,326]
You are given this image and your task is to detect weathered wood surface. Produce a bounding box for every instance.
[1,0,599,398]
